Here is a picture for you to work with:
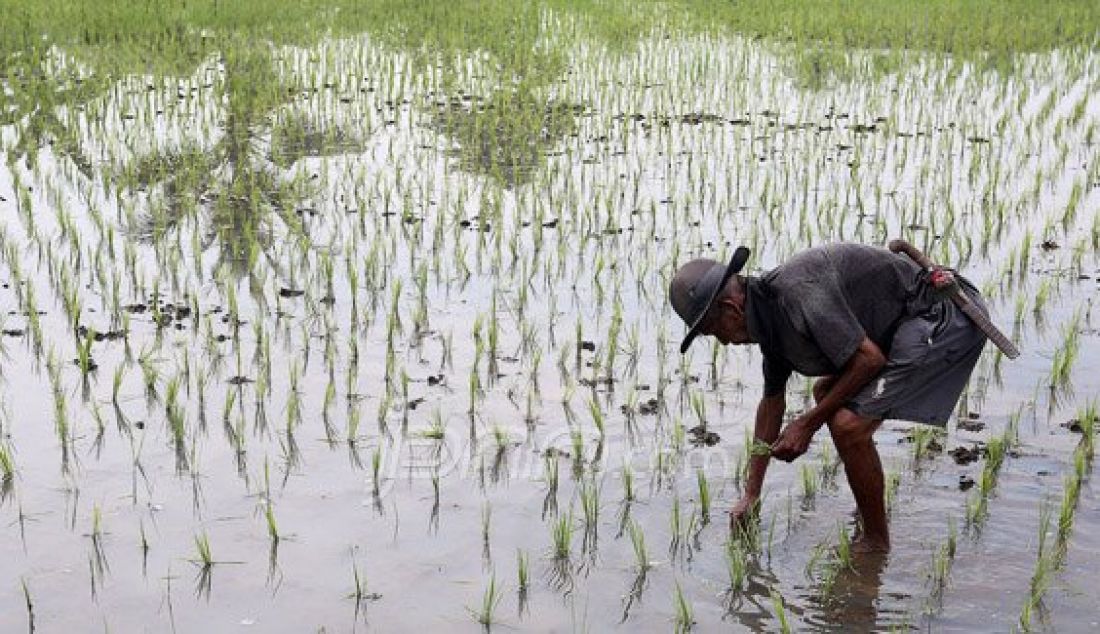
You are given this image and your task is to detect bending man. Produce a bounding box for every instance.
[669,242,987,552]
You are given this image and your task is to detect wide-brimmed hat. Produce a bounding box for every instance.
[669,247,751,353]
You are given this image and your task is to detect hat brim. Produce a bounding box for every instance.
[679,246,751,354]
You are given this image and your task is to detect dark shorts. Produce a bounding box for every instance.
[847,285,988,427]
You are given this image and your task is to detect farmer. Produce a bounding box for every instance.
[669,242,988,552]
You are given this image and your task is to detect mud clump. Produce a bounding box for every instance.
[687,424,720,447]
[957,413,985,432]
[949,445,982,465]
[958,474,976,491]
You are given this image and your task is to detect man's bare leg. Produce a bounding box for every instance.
[812,378,887,547]
[827,408,888,552]
[812,376,837,407]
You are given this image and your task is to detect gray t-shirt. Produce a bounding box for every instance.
[745,243,936,395]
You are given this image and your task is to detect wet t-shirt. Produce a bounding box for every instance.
[745,243,937,395]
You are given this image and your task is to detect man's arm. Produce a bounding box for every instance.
[731,392,785,527]
[770,337,886,462]
[745,393,786,497]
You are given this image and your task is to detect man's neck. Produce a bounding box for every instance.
[742,276,772,348]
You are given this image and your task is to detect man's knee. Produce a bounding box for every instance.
[828,409,880,450]
[813,376,836,404]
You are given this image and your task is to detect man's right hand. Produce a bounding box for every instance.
[729,494,761,531]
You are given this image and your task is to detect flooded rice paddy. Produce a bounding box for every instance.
[1,21,1099,633]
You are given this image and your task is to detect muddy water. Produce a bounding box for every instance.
[0,31,1098,632]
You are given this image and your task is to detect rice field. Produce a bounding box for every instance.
[1,2,1099,631]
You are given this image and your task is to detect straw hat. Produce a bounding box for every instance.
[668,247,750,353]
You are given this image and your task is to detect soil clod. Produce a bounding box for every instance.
[958,474,975,491]
[949,445,982,465]
[687,425,720,446]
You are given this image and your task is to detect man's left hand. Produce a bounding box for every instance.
[770,417,817,462]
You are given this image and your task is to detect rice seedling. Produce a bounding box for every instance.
[769,586,792,634]
[21,577,34,631]
[420,408,447,440]
[579,478,599,535]
[286,375,302,433]
[371,447,383,497]
[468,573,503,628]
[733,453,747,486]
[194,532,214,569]
[516,549,530,592]
[1032,278,1053,323]
[669,496,684,553]
[587,397,605,439]
[884,471,902,513]
[468,366,481,417]
[1019,502,1055,631]
[672,581,694,633]
[138,349,159,399]
[834,523,852,568]
[110,362,127,406]
[816,442,840,490]
[491,422,509,449]
[0,442,15,483]
[965,437,1009,531]
[544,454,560,495]
[89,504,109,578]
[690,390,706,426]
[264,498,280,543]
[731,500,764,556]
[964,431,1012,532]
[347,554,381,618]
[670,419,686,454]
[1048,312,1081,399]
[748,439,773,457]
[347,404,362,444]
[928,518,957,602]
[75,329,96,376]
[805,522,855,597]
[624,517,646,576]
[139,521,150,559]
[910,426,944,460]
[167,400,188,472]
[570,429,585,473]
[726,539,747,592]
[799,463,817,500]
[696,469,711,522]
[621,462,635,502]
[551,511,574,560]
[479,499,492,545]
[807,539,838,595]
[1074,400,1096,459]
[1056,471,1081,550]
[945,517,958,560]
[51,378,72,458]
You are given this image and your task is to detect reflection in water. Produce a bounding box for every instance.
[724,557,782,630]
[194,564,213,601]
[269,112,369,169]
[721,499,902,629]
[2,48,101,179]
[619,568,648,623]
[547,553,575,596]
[809,551,890,632]
[433,87,580,187]
[726,551,891,632]
[0,472,14,507]
[124,46,371,282]
[126,48,294,282]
